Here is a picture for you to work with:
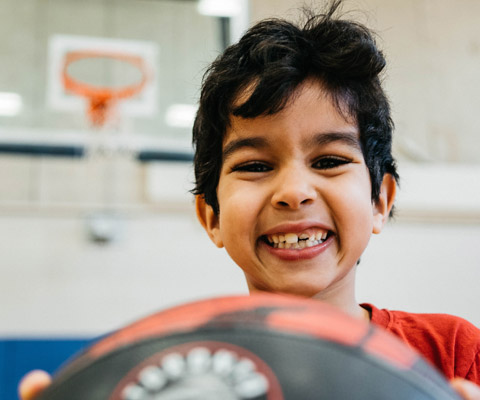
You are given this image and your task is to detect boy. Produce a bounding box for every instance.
[19,1,480,399]
[192,0,480,398]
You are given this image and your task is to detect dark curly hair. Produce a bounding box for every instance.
[192,0,398,215]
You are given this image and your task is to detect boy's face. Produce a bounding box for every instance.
[197,80,395,302]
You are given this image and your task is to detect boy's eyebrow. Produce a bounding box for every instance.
[222,137,268,161]
[307,131,362,151]
[222,131,362,161]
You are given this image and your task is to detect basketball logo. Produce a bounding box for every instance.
[111,341,283,400]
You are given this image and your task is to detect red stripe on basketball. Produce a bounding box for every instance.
[266,307,369,346]
[89,294,318,357]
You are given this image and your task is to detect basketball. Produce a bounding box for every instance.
[37,294,461,400]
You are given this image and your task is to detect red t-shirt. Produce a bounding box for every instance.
[362,303,480,385]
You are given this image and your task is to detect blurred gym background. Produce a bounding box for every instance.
[1,0,479,398]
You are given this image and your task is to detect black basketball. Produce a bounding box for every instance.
[38,294,461,399]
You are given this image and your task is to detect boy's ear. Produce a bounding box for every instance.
[195,195,224,248]
[372,174,397,234]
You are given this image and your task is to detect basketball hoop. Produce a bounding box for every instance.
[62,51,149,127]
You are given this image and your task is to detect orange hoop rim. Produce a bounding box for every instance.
[62,50,149,101]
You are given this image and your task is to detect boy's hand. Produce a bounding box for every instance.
[452,378,480,400]
[18,370,51,400]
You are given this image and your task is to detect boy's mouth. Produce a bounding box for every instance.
[263,229,331,249]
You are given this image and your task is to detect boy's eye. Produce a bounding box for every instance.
[231,162,271,173]
[313,157,350,170]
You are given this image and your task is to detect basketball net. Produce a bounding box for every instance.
[62,50,149,129]
[62,51,151,211]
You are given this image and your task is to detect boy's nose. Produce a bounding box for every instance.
[271,167,317,210]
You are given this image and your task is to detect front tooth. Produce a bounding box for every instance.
[278,242,285,249]
[285,233,298,243]
[284,242,291,249]
[299,240,306,248]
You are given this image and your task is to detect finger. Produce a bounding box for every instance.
[18,370,52,400]
[451,378,480,400]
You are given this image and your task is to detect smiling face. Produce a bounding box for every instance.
[197,80,395,312]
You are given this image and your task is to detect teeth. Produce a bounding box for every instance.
[268,229,329,249]
[285,233,298,244]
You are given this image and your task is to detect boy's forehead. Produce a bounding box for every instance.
[230,78,356,126]
[224,80,359,148]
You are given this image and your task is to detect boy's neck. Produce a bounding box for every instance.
[311,293,371,322]
[310,267,369,321]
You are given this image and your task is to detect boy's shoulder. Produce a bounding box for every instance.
[362,303,480,382]
[364,303,480,338]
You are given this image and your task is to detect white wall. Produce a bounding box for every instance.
[0,207,246,336]
[0,157,244,336]
[359,221,480,326]
[358,163,480,326]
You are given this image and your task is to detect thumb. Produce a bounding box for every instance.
[451,378,480,400]
[18,370,52,400]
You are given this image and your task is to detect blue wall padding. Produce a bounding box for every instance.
[0,338,92,400]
